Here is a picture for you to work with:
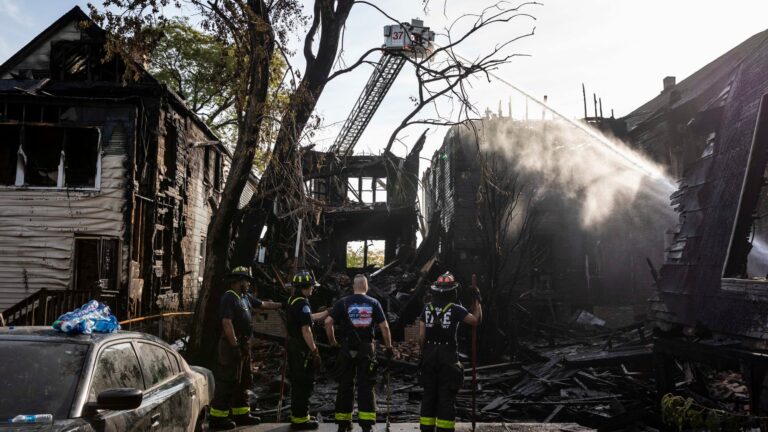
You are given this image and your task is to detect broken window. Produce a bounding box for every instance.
[203,146,223,190]
[50,40,121,82]
[305,179,329,201]
[724,94,768,279]
[0,125,21,185]
[5,124,101,188]
[163,123,178,182]
[375,178,387,203]
[64,127,100,187]
[347,177,361,202]
[24,126,64,187]
[347,177,387,204]
[346,240,386,268]
[74,237,119,292]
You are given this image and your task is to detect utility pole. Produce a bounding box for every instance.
[582,83,588,119]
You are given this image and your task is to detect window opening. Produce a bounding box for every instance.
[74,237,119,292]
[6,123,100,189]
[724,94,768,279]
[163,124,178,182]
[24,126,64,187]
[0,125,21,185]
[347,176,361,202]
[346,239,386,268]
[64,127,99,187]
[375,178,387,203]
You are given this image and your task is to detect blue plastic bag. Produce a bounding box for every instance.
[52,300,121,334]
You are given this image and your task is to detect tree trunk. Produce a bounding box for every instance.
[187,0,274,368]
[235,0,355,267]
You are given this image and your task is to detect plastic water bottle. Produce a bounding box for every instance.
[11,414,53,423]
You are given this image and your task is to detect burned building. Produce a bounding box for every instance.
[422,117,664,326]
[295,142,423,273]
[0,7,253,324]
[620,28,768,412]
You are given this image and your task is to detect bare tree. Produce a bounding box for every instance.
[474,128,539,361]
[93,0,540,366]
[235,0,541,274]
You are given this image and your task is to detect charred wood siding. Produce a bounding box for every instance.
[0,105,135,310]
[640,30,768,339]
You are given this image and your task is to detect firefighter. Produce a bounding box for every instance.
[324,274,394,432]
[419,272,482,432]
[210,266,283,430]
[286,270,329,430]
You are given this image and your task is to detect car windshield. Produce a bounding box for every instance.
[0,340,89,420]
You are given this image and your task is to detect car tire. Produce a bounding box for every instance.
[194,409,209,432]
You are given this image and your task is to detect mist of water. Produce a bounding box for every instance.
[445,50,678,228]
[480,119,676,227]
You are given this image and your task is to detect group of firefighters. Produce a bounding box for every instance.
[208,266,482,432]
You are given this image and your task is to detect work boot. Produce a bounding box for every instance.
[233,413,262,426]
[337,422,353,432]
[290,420,320,430]
[209,416,236,430]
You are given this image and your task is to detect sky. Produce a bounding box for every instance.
[2,0,768,161]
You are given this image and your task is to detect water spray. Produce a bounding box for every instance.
[435,45,677,194]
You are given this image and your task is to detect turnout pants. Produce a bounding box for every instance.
[211,338,253,419]
[419,343,464,432]
[334,341,378,427]
[288,337,316,425]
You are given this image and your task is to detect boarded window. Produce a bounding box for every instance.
[0,125,21,185]
[64,127,100,187]
[24,126,64,187]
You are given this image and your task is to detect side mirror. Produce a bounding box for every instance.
[95,388,143,411]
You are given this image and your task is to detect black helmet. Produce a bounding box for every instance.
[430,271,459,292]
[228,266,253,281]
[291,269,320,288]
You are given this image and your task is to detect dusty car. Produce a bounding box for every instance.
[0,327,213,431]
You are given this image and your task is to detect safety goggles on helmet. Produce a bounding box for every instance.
[291,269,320,288]
[430,271,459,292]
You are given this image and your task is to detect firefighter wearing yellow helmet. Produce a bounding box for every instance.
[210,266,282,430]
[285,269,329,430]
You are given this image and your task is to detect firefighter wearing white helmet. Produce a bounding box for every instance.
[418,272,482,432]
[210,266,282,430]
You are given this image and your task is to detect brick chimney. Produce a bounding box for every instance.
[663,76,676,92]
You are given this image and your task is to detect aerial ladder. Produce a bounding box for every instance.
[329,19,435,157]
